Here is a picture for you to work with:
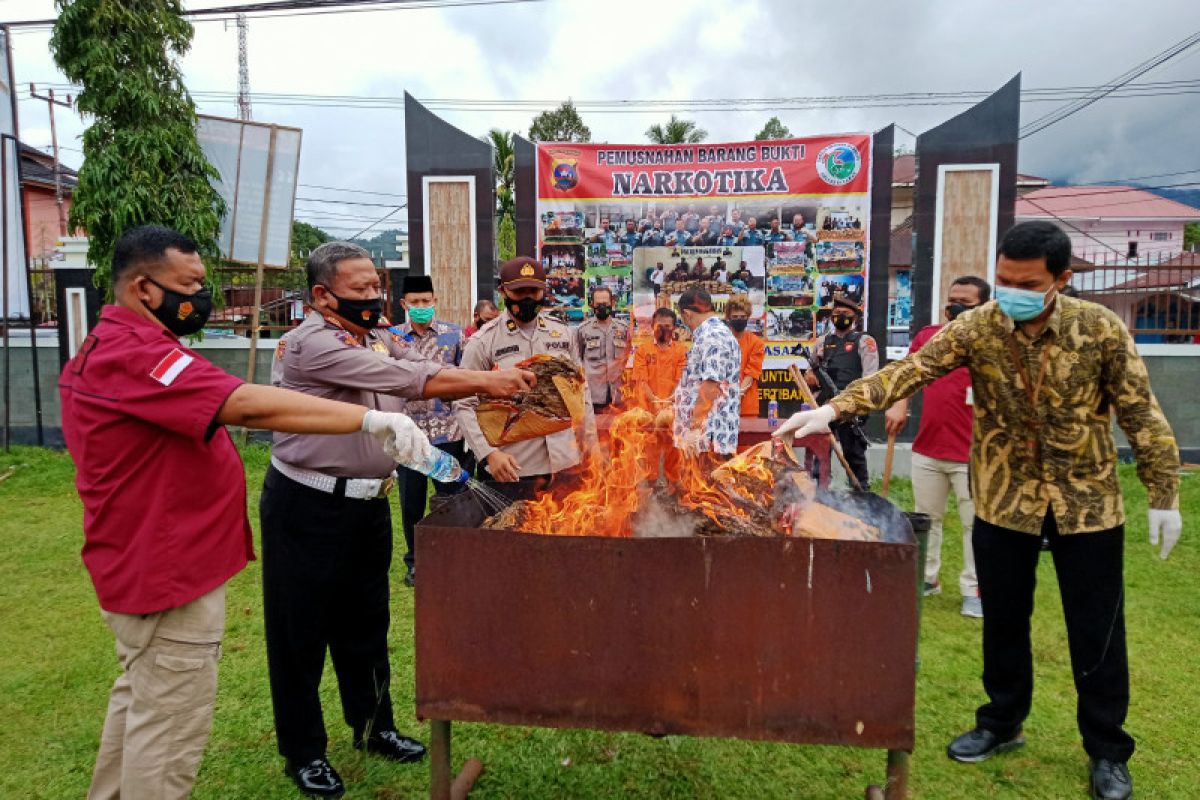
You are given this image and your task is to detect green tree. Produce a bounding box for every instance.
[488,128,515,221]
[754,116,792,141]
[497,213,516,262]
[51,0,225,295]
[1185,221,1200,251]
[291,220,330,266]
[646,115,707,144]
[528,101,592,143]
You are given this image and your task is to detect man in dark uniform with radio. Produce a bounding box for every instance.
[805,296,878,488]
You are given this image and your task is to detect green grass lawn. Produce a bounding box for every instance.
[0,444,1196,799]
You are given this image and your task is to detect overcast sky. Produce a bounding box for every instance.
[4,0,1199,237]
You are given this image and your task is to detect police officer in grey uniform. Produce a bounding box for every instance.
[260,242,533,798]
[575,286,631,412]
[454,256,597,484]
[806,295,879,488]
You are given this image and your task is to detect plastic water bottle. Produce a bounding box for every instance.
[767,399,779,430]
[415,448,469,484]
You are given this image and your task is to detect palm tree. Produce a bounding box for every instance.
[646,115,708,144]
[488,128,515,219]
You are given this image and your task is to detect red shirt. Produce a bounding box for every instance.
[59,305,253,614]
[909,324,973,463]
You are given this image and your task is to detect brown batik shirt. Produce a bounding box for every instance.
[831,295,1179,534]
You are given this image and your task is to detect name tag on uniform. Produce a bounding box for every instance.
[966,387,974,406]
[495,345,520,358]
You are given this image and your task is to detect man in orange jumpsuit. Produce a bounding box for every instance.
[726,295,765,417]
[630,307,688,482]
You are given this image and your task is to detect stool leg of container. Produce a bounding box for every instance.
[431,720,451,800]
[885,749,909,799]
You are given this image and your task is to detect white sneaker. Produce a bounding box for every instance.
[961,596,983,618]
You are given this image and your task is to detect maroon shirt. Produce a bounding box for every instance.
[908,323,973,463]
[60,305,252,614]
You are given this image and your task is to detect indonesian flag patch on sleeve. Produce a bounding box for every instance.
[149,348,195,386]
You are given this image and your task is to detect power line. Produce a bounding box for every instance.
[298,182,405,197]
[0,0,542,28]
[1019,29,1200,139]
[20,78,1200,116]
[347,202,408,239]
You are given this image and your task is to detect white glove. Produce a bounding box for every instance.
[1148,509,1182,560]
[362,410,433,469]
[772,404,837,440]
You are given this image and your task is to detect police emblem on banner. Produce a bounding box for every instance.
[548,147,582,191]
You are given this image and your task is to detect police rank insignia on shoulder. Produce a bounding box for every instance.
[335,331,359,347]
[506,319,518,332]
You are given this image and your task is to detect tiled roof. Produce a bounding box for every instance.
[890,215,913,267]
[1016,185,1200,220]
[19,142,78,191]
[891,153,1047,186]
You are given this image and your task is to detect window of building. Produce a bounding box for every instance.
[1127,241,1139,258]
[1150,232,1170,241]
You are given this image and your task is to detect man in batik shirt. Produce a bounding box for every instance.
[673,286,742,460]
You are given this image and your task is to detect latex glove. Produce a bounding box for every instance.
[773,404,837,440]
[362,410,433,468]
[1148,509,1182,560]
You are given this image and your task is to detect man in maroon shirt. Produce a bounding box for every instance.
[58,225,469,800]
[885,275,991,618]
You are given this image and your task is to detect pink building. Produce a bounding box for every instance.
[20,143,78,261]
[1015,185,1199,262]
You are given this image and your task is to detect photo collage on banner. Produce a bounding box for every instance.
[535,135,872,412]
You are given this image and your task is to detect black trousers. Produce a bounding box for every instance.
[398,439,472,570]
[811,418,870,489]
[973,513,1134,762]
[260,466,397,763]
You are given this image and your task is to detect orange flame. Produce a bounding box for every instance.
[513,406,787,537]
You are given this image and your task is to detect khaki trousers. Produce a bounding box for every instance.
[911,452,978,597]
[88,584,226,800]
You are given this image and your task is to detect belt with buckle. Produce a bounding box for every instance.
[270,456,395,500]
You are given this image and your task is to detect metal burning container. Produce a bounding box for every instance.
[414,482,922,799]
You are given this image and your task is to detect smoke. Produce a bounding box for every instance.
[632,493,698,539]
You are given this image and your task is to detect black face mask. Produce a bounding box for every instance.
[145,277,213,337]
[506,296,540,323]
[833,316,854,331]
[946,302,977,321]
[728,318,748,332]
[594,304,611,320]
[322,287,382,329]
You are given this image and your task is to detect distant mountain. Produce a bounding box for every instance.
[1149,187,1200,212]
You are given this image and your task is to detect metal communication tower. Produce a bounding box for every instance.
[236,14,252,120]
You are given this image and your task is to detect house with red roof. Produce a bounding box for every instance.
[1015,185,1199,262]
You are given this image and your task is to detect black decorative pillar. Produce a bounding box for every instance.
[513,134,537,259]
[404,93,496,326]
[51,236,101,368]
[867,125,895,366]
[911,75,1020,334]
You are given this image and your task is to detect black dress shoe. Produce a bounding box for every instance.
[1090,759,1132,800]
[946,727,1025,763]
[354,729,427,763]
[284,757,345,798]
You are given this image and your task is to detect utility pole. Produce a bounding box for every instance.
[28,84,72,237]
[236,14,252,121]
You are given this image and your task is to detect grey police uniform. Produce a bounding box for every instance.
[575,316,631,406]
[260,311,444,766]
[454,311,597,478]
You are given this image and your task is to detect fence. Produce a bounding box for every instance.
[205,265,395,334]
[1069,251,1200,343]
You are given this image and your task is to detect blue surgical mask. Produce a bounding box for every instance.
[996,285,1055,322]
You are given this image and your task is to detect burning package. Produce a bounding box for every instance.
[483,435,879,542]
[476,355,586,447]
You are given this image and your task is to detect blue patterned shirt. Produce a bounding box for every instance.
[389,320,464,444]
[673,317,742,455]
